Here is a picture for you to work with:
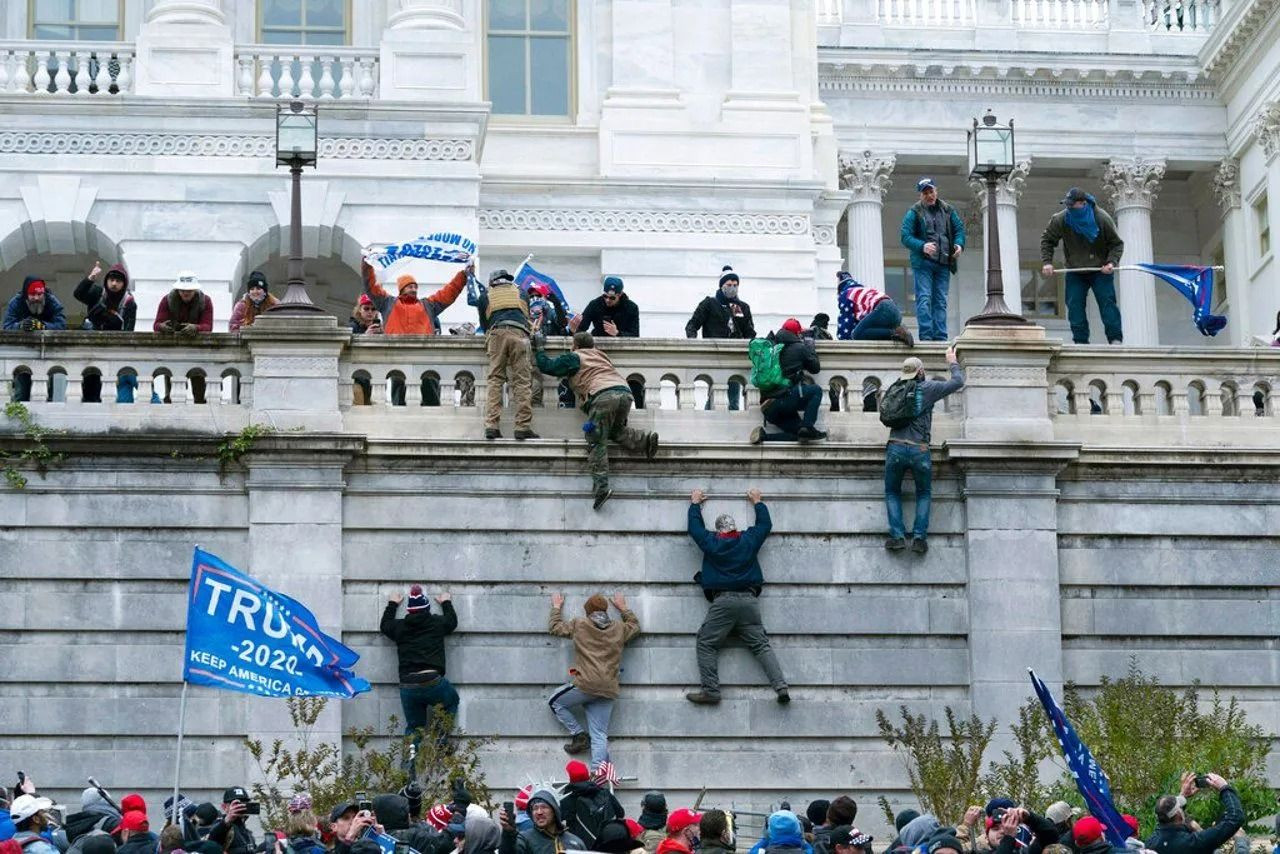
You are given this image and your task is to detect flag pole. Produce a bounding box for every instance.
[171,680,188,828]
[1053,265,1225,274]
[513,253,535,280]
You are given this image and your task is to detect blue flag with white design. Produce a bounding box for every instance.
[515,261,574,317]
[183,547,370,699]
[1134,264,1227,336]
[1029,669,1128,847]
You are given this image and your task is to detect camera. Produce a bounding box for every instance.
[992,808,1008,822]
[356,792,373,813]
[502,802,515,824]
[243,802,261,816]
[1194,775,1210,788]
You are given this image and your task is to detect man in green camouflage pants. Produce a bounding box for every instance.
[534,330,659,510]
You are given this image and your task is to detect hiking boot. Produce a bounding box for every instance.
[797,426,826,441]
[911,537,929,554]
[749,426,765,445]
[593,489,613,511]
[563,733,590,755]
[484,428,501,440]
[884,537,907,551]
[514,429,540,440]
[685,690,721,705]
[776,688,791,705]
[891,326,915,347]
[645,432,660,460]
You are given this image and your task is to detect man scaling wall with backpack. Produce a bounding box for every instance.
[878,347,964,554]
[747,318,826,444]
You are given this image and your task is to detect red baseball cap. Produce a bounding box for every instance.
[781,318,803,334]
[120,812,149,834]
[666,809,702,834]
[1073,817,1104,846]
[566,760,591,783]
[25,280,46,297]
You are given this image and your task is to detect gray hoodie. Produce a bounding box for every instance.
[499,790,586,854]
[898,816,942,852]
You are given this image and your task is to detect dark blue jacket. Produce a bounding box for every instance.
[688,502,771,593]
[4,289,67,330]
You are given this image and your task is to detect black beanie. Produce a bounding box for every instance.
[895,810,921,832]
[718,265,739,287]
[807,800,831,826]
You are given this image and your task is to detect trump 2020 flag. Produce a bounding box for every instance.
[515,261,574,316]
[1135,264,1228,337]
[183,547,370,699]
[1029,669,1128,847]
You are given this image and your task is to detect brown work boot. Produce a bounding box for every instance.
[685,690,721,705]
[891,326,915,347]
[563,732,590,755]
[645,432,659,460]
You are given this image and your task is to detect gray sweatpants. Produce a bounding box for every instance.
[548,683,615,767]
[695,590,787,695]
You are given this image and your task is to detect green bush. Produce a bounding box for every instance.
[876,705,996,824]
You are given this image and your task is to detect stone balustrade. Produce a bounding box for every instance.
[233,45,378,100]
[0,41,134,95]
[878,0,978,26]
[1011,0,1109,28]
[4,328,1280,448]
[1141,0,1219,30]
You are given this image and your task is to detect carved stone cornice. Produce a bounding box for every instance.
[837,150,895,203]
[1102,157,1166,210]
[0,132,474,161]
[1201,0,1280,77]
[968,158,1033,209]
[1212,158,1241,215]
[478,209,812,236]
[1251,102,1280,163]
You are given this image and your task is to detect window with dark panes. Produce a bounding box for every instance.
[487,0,571,117]
[1020,265,1062,317]
[260,0,349,45]
[30,0,121,40]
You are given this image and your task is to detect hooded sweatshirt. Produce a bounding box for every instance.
[465,816,503,854]
[897,816,942,852]
[548,604,641,698]
[74,265,136,331]
[4,276,68,330]
[499,790,586,854]
[371,795,448,854]
[748,812,813,854]
[65,790,123,842]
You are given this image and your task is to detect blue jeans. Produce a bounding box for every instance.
[400,677,460,762]
[884,442,933,540]
[1065,272,1123,344]
[852,300,902,341]
[549,683,616,767]
[912,263,951,341]
[761,383,822,439]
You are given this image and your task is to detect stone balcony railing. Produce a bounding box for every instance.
[822,0,1223,34]
[2,325,1279,453]
[0,40,135,95]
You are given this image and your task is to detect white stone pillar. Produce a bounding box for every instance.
[838,150,895,291]
[133,0,233,97]
[1255,105,1280,340]
[606,0,679,98]
[727,0,794,98]
[1212,159,1251,346]
[379,0,478,101]
[1103,157,1166,347]
[970,159,1032,317]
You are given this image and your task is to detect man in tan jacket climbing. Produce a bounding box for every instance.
[547,592,641,770]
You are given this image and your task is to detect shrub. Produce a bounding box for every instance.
[875,705,996,824]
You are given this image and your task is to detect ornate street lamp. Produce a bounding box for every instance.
[268,100,325,315]
[966,110,1028,326]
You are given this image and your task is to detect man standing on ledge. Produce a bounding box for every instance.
[900,178,965,342]
[477,269,538,440]
[685,487,788,705]
[1040,186,1125,345]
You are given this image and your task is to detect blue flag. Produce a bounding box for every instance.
[1135,264,1227,336]
[183,547,371,699]
[1029,669,1129,847]
[515,262,574,317]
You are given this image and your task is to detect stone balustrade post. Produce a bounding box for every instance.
[134,0,234,97]
[242,315,349,433]
[970,158,1032,319]
[379,0,479,101]
[838,151,896,291]
[1103,157,1166,347]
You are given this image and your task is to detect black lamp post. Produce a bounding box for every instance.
[966,110,1028,326]
[268,100,325,315]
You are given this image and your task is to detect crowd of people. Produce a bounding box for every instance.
[1,768,1253,854]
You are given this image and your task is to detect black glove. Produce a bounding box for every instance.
[450,778,472,812]
[17,318,35,331]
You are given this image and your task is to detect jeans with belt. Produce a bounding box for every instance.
[884,441,933,540]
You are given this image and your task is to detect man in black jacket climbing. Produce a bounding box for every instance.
[751,318,825,444]
[381,584,460,770]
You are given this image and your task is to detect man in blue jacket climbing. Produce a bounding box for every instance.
[686,487,789,705]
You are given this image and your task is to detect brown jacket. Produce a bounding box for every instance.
[549,605,640,699]
[569,348,628,404]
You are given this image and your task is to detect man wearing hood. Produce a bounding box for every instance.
[686,266,754,411]
[4,276,67,332]
[558,761,625,848]
[750,318,824,445]
[75,262,136,332]
[372,794,449,854]
[1040,187,1125,344]
[685,487,788,705]
[548,593,640,765]
[499,789,586,854]
[465,812,503,854]
[896,814,942,854]
[116,813,158,854]
[229,272,278,331]
[747,811,811,854]
[636,795,668,854]
[381,585,459,771]
[64,788,122,844]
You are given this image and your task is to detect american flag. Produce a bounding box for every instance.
[593,760,621,788]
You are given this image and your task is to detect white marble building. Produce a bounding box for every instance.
[0,0,1277,346]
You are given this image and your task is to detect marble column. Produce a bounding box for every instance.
[970,158,1032,317]
[386,0,464,29]
[379,0,476,100]
[1212,159,1250,346]
[606,0,679,99]
[1254,104,1280,339]
[144,0,225,25]
[838,150,896,290]
[1103,157,1166,347]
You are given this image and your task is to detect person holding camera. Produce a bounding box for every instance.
[1147,773,1243,854]
[749,318,825,445]
[328,799,385,854]
[381,585,460,772]
[685,488,788,706]
[207,787,258,854]
[498,790,587,854]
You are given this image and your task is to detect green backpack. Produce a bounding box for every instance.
[879,378,924,428]
[749,337,790,396]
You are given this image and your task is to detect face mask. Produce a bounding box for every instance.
[722,285,739,300]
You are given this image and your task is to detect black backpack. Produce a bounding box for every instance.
[566,789,617,846]
[879,378,923,429]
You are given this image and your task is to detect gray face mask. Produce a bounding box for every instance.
[722,284,739,300]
